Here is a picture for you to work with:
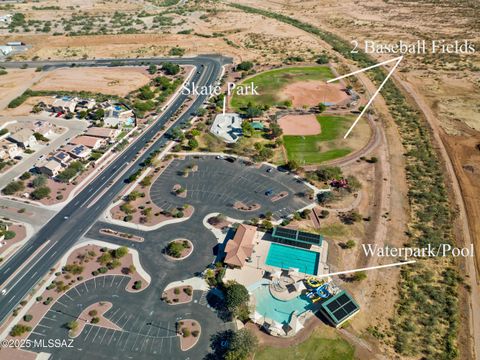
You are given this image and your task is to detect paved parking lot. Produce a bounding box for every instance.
[150,156,311,220]
[26,156,314,359]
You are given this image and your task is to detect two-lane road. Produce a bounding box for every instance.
[0,55,227,324]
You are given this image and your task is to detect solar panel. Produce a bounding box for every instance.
[327,300,342,312]
[333,308,349,321]
[273,227,322,246]
[336,294,350,304]
[343,302,358,313]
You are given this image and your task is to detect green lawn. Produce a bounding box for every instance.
[254,329,355,360]
[283,115,352,165]
[230,66,334,110]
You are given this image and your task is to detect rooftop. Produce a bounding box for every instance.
[271,227,323,247]
[224,224,257,268]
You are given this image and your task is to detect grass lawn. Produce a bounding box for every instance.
[254,328,355,360]
[283,115,352,165]
[230,66,334,110]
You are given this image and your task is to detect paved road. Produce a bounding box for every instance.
[0,55,228,324]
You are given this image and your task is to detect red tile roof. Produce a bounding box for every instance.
[224,224,256,268]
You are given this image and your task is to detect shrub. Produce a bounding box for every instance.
[91,317,100,324]
[192,330,199,337]
[3,180,24,195]
[133,280,142,290]
[10,324,31,337]
[23,314,33,322]
[182,328,190,337]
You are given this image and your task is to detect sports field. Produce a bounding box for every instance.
[283,115,353,164]
[230,66,335,110]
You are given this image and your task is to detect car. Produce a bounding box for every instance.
[216,155,225,159]
[14,155,23,161]
[1,289,7,296]
[266,168,273,173]
[64,216,69,220]
[265,189,274,196]
[225,157,236,163]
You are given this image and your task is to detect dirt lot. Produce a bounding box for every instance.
[278,114,321,136]
[31,67,151,96]
[281,81,349,107]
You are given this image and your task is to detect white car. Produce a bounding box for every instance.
[1,289,7,296]
[216,155,225,159]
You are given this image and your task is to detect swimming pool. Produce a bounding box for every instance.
[252,284,313,324]
[265,243,319,275]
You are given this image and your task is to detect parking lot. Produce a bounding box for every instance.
[150,156,311,220]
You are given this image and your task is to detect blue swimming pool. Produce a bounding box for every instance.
[265,243,319,275]
[252,284,313,324]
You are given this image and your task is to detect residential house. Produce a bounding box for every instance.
[103,104,135,128]
[75,99,96,111]
[8,129,37,148]
[69,136,106,150]
[29,120,53,138]
[85,127,120,140]
[36,159,62,177]
[52,97,78,113]
[0,140,20,160]
[65,144,91,159]
[224,224,257,268]
[51,151,71,166]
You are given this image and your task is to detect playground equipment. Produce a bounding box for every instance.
[306,276,323,288]
[306,283,331,303]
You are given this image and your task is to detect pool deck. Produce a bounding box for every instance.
[224,236,330,288]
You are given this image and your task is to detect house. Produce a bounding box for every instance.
[85,127,120,139]
[224,224,257,268]
[36,159,62,177]
[65,144,91,159]
[103,104,135,128]
[52,97,78,113]
[51,151,71,166]
[9,129,37,148]
[69,136,106,150]
[29,120,53,137]
[75,99,96,111]
[0,140,20,160]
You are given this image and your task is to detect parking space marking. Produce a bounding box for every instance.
[83,325,94,341]
[99,327,109,344]
[31,331,46,337]
[74,287,81,297]
[83,281,89,293]
[91,326,101,343]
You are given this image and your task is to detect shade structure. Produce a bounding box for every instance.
[289,312,304,333]
[251,311,263,322]
[271,319,284,332]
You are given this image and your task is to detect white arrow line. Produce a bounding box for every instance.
[327,56,403,83]
[327,56,403,139]
[222,95,226,116]
[316,259,416,278]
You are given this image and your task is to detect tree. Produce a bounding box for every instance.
[345,240,356,249]
[2,181,24,195]
[316,54,330,64]
[162,62,180,75]
[91,108,105,120]
[113,246,128,258]
[270,123,283,138]
[225,329,258,360]
[351,271,367,282]
[318,102,327,113]
[148,64,157,74]
[31,186,51,200]
[285,160,299,171]
[243,103,263,118]
[133,280,142,290]
[10,324,31,337]
[236,61,254,71]
[315,166,343,181]
[241,121,254,137]
[188,138,199,150]
[32,174,47,188]
[224,282,249,316]
[346,175,362,192]
[20,172,31,180]
[66,320,78,331]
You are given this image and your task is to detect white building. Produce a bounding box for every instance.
[0,45,12,56]
[36,159,62,177]
[0,140,20,160]
[9,129,37,148]
[0,15,12,26]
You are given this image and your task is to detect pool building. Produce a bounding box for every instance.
[222,225,360,336]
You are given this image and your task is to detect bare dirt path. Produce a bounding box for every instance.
[396,75,480,360]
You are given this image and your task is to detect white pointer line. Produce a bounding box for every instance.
[316,259,416,279]
[327,56,403,139]
[327,56,403,83]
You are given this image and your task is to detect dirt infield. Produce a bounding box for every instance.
[282,81,349,107]
[31,67,151,96]
[278,114,321,135]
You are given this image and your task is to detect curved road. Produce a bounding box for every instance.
[0,55,229,325]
